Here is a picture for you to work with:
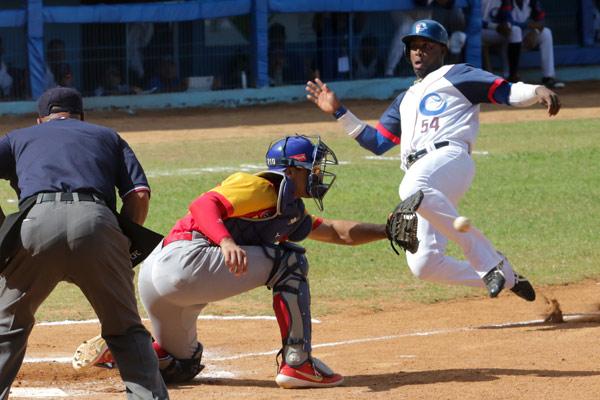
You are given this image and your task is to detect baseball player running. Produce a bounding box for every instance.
[73,134,388,388]
[305,20,560,301]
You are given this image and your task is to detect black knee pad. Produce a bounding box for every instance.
[159,343,205,384]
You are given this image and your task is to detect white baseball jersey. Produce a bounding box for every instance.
[482,0,505,24]
[352,63,511,169]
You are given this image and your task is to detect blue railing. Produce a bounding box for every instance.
[1,0,598,100]
[6,0,476,99]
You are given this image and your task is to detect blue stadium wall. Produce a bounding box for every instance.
[0,0,599,115]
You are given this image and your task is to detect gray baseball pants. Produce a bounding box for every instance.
[138,238,276,360]
[0,199,168,399]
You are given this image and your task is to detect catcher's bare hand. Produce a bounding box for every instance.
[305,78,342,114]
[535,86,561,116]
[220,237,247,276]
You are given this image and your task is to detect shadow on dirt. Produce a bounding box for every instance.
[343,368,600,392]
[476,316,600,332]
[177,366,600,392]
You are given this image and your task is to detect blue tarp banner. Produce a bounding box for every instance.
[43,0,252,24]
[28,0,46,100]
[268,0,470,13]
[0,9,26,27]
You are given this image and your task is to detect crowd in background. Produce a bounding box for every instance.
[0,0,595,101]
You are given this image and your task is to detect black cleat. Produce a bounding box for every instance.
[483,266,505,298]
[510,275,536,302]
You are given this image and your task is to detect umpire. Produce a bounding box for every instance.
[0,87,168,399]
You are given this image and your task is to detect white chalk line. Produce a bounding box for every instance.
[364,151,489,162]
[141,152,492,179]
[18,316,551,397]
[9,388,69,398]
[35,315,320,327]
[27,317,545,365]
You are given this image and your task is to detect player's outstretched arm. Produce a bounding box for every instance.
[305,78,342,114]
[308,218,387,246]
[535,86,561,117]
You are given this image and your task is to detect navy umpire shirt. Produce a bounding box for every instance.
[0,118,150,210]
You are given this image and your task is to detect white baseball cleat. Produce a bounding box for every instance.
[275,357,344,389]
[72,334,114,370]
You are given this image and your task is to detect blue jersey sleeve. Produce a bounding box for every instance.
[354,92,403,155]
[445,64,511,105]
[116,134,150,199]
[287,214,313,242]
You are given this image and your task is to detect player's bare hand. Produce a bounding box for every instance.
[535,86,561,116]
[305,78,342,114]
[220,237,248,276]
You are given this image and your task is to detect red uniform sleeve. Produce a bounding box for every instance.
[189,191,233,245]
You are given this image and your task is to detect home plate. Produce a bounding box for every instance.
[10,387,68,397]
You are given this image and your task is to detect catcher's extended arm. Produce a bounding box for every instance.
[385,190,424,255]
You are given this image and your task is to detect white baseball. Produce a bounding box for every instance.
[453,216,471,232]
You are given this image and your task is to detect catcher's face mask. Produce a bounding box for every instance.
[265,134,338,211]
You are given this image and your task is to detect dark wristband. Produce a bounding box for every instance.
[333,106,347,120]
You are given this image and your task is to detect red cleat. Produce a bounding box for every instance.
[275,358,344,389]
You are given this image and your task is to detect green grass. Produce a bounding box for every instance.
[2,117,600,320]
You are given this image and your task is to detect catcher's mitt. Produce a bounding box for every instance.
[386,190,424,255]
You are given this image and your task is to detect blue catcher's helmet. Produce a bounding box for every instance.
[265,134,338,211]
[402,19,449,58]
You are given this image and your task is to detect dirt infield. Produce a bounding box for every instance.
[8,80,600,399]
[17,281,600,399]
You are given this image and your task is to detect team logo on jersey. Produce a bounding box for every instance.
[419,92,447,116]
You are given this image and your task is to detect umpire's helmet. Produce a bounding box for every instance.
[265,134,338,211]
[402,19,449,58]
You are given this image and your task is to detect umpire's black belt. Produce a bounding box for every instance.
[406,141,450,169]
[36,192,105,205]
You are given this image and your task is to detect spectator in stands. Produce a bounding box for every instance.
[385,1,465,76]
[44,39,73,89]
[353,35,383,79]
[127,22,154,87]
[311,13,366,81]
[429,0,467,63]
[148,58,187,93]
[481,0,522,82]
[384,2,430,77]
[268,23,287,86]
[0,37,13,98]
[94,64,142,96]
[510,0,565,88]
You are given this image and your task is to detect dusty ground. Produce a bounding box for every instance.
[7,80,600,399]
[16,281,600,399]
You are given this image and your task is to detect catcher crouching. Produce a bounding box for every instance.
[73,134,388,388]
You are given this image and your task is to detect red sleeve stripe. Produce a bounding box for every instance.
[121,186,151,198]
[487,78,505,104]
[312,217,323,230]
[375,122,400,145]
[207,190,234,217]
